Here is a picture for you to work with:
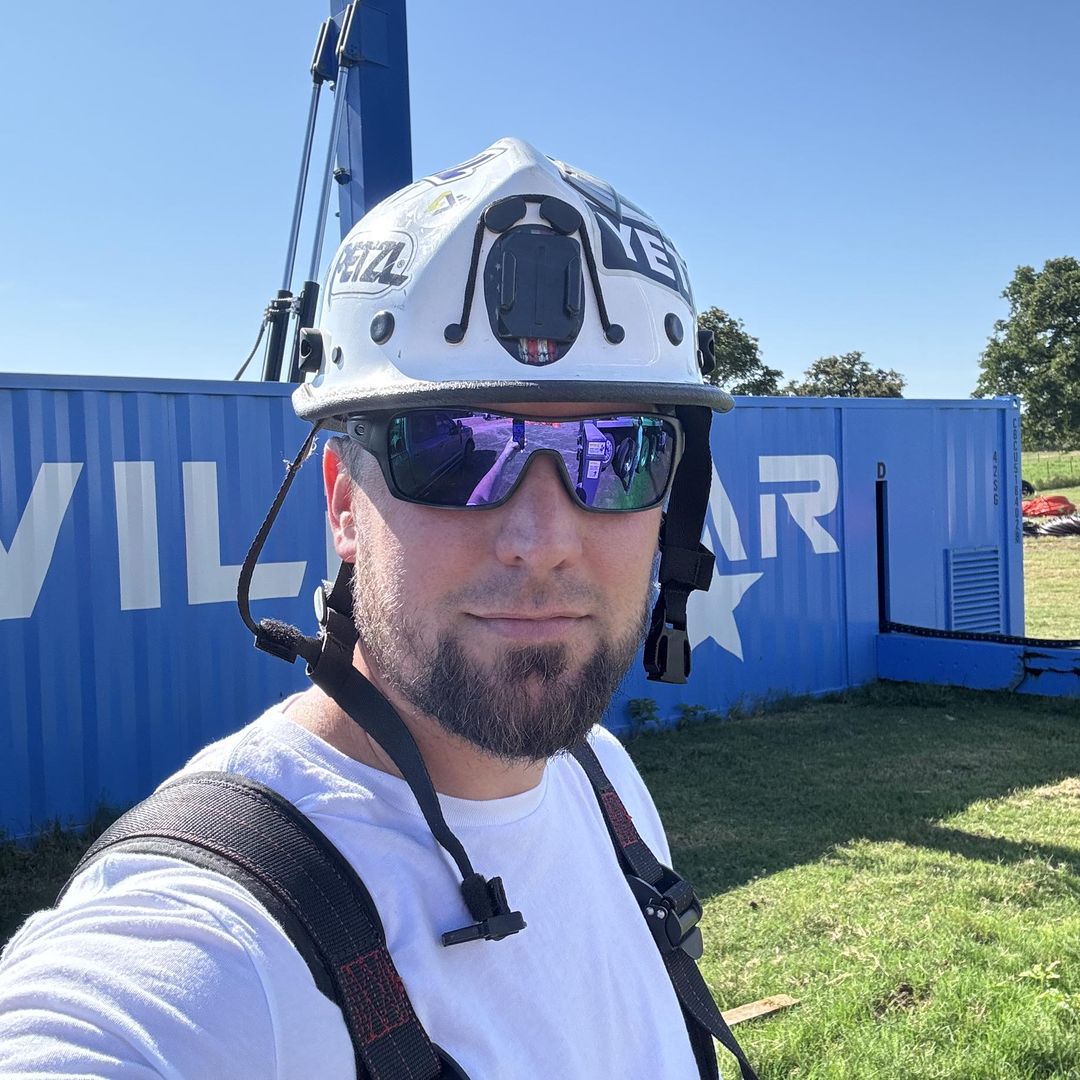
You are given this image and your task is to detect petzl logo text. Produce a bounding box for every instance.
[328,231,415,300]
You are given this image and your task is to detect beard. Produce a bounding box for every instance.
[350,563,650,763]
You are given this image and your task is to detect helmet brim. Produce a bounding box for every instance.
[293,379,734,430]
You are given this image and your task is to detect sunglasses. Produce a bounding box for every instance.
[343,409,683,512]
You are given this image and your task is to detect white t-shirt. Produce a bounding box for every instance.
[0,706,703,1078]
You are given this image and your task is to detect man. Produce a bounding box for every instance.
[0,139,751,1078]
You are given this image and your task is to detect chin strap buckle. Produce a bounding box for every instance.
[644,612,691,684]
[627,869,704,960]
[644,536,715,684]
[442,874,526,947]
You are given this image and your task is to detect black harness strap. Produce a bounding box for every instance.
[570,741,760,1080]
[60,773,465,1080]
[645,405,717,684]
[58,746,754,1078]
[306,563,526,948]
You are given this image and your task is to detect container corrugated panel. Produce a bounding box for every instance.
[614,396,1024,729]
[1,376,331,837]
[0,376,1023,833]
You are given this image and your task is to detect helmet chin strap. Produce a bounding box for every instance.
[644,405,717,684]
[237,427,525,947]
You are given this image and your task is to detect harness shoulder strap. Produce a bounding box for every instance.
[58,772,467,1080]
[570,741,760,1080]
[56,751,751,1079]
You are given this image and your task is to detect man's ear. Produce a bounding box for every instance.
[324,443,358,563]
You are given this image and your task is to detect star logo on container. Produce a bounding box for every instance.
[685,465,761,661]
[688,570,762,661]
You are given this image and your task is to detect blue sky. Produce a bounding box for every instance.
[2,0,1077,398]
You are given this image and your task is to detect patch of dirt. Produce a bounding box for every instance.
[872,982,931,1018]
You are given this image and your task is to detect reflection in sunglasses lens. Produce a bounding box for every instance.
[386,412,676,511]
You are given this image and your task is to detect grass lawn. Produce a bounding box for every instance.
[1025,534,1080,639]
[1024,452,1080,492]
[630,683,1080,1079]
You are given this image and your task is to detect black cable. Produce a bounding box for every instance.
[883,619,1080,650]
[443,217,487,343]
[232,318,269,381]
[237,423,323,638]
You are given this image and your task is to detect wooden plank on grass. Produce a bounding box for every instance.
[722,994,799,1027]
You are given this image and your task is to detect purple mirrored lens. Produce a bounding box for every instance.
[386,411,677,510]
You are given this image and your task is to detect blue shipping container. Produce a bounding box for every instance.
[0,375,1022,835]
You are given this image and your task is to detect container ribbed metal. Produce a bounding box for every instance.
[0,377,1022,833]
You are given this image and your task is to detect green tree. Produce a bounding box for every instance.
[698,307,783,395]
[786,350,905,397]
[973,257,1080,450]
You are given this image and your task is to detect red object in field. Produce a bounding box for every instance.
[1022,495,1077,517]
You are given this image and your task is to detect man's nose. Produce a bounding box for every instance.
[492,453,585,571]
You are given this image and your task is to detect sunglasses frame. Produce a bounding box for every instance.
[342,407,684,513]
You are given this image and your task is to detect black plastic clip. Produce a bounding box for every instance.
[442,875,526,947]
[697,327,716,376]
[441,909,526,947]
[310,17,339,84]
[644,621,691,684]
[297,326,325,374]
[627,871,704,960]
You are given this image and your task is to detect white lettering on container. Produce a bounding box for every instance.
[183,462,306,605]
[0,463,83,621]
[114,461,161,611]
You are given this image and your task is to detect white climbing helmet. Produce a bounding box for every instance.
[291,137,731,426]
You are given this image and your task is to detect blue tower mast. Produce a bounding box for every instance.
[256,1,412,382]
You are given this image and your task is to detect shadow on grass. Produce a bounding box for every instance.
[919,824,1080,886]
[627,681,1080,899]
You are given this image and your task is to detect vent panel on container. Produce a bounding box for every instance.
[946,547,1002,632]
